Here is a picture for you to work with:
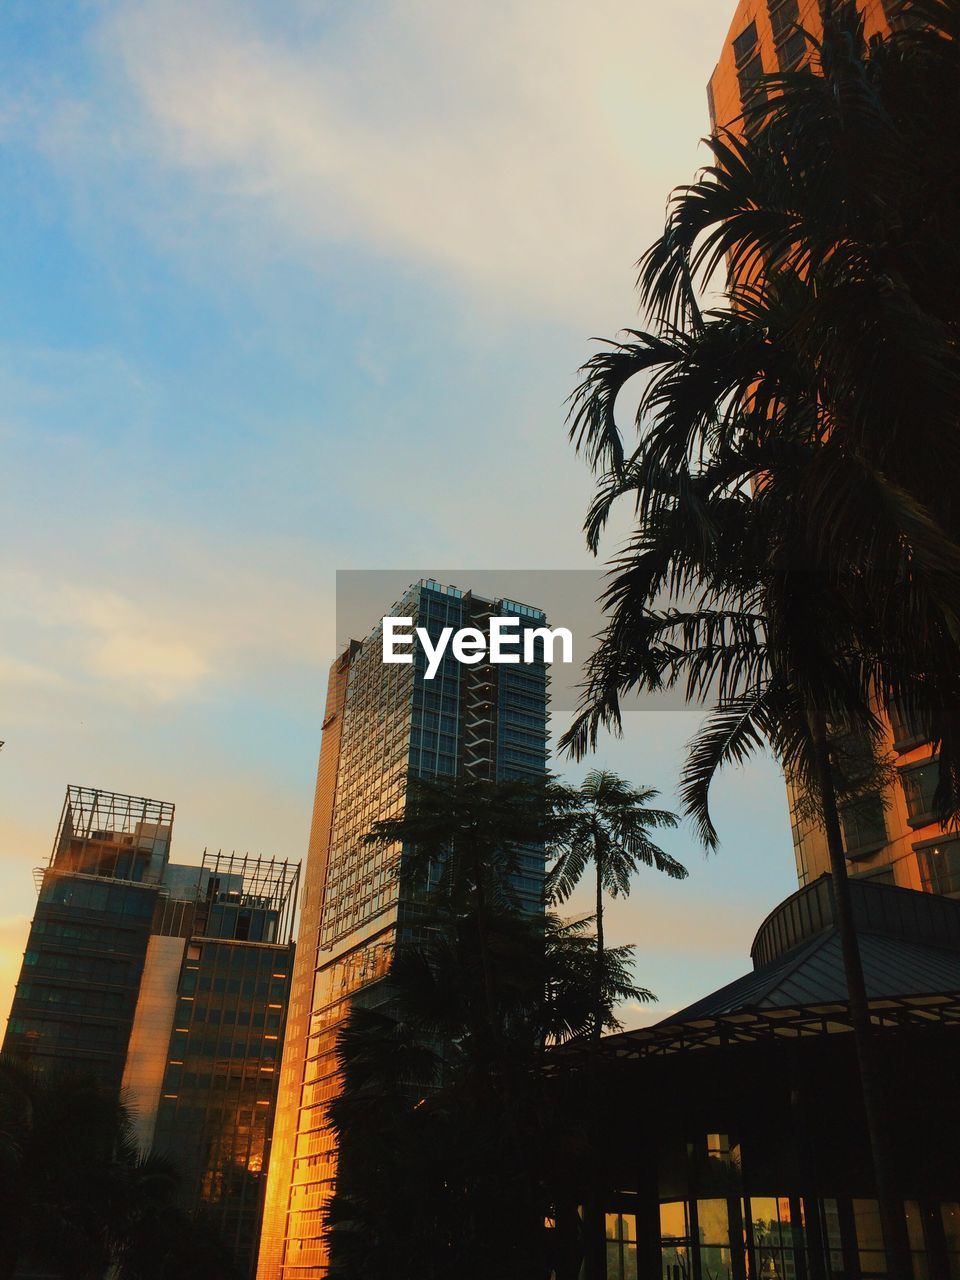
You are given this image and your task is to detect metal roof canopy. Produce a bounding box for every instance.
[575,877,960,1064]
[598,990,960,1061]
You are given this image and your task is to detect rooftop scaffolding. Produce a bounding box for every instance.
[51,785,175,883]
[201,849,300,946]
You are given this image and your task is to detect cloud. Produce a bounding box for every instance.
[0,653,68,692]
[70,0,730,321]
[0,570,211,706]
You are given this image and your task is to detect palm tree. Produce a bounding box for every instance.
[542,771,682,1280]
[332,774,658,1280]
[365,774,564,1058]
[541,912,654,1052]
[326,894,650,1279]
[562,6,960,1274]
[547,770,685,1043]
[355,775,559,1280]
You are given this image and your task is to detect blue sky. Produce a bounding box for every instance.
[0,0,796,1025]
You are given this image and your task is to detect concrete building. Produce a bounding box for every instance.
[3,785,299,1276]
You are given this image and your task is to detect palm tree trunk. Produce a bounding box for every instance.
[808,709,912,1279]
[582,853,607,1280]
[472,846,500,1057]
[470,844,542,1274]
[594,856,605,1045]
[0,1233,19,1280]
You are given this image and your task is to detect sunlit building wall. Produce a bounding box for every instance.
[256,642,355,1280]
[257,579,549,1279]
[707,0,895,134]
[707,1,955,897]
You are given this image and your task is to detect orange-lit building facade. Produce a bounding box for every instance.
[256,642,357,1280]
[708,0,893,134]
[708,1,956,900]
[257,580,549,1279]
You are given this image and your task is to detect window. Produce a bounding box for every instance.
[768,0,799,40]
[767,0,805,68]
[852,865,895,887]
[733,20,758,65]
[916,836,960,895]
[605,1213,637,1280]
[901,759,940,826]
[889,700,931,752]
[839,794,887,858]
[737,53,767,106]
[698,1200,734,1280]
[942,1203,960,1277]
[820,1199,845,1276]
[748,1197,801,1280]
[777,28,806,68]
[707,1133,734,1164]
[660,1202,692,1280]
[853,1199,886,1277]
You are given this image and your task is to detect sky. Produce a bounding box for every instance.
[0,0,797,1031]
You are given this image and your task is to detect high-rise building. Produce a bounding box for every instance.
[5,788,175,1088]
[707,1,894,135]
[257,579,550,1279]
[708,1,955,899]
[3,785,299,1277]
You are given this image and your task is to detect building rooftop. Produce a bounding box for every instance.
[599,876,960,1061]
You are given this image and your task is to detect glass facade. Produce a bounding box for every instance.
[5,874,157,1086]
[141,850,298,1275]
[654,1191,951,1280]
[646,1128,950,1280]
[3,786,174,1088]
[258,580,550,1279]
[153,936,293,1269]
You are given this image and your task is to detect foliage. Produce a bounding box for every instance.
[327,774,665,1280]
[560,4,960,1274]
[0,1058,242,1280]
[548,770,685,902]
[562,0,960,836]
[548,769,683,1063]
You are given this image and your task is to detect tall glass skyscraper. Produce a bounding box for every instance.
[257,580,550,1279]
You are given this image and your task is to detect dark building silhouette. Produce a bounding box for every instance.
[559,876,960,1280]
